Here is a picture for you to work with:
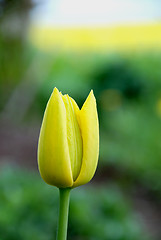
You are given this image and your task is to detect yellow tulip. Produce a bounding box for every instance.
[38,87,99,188]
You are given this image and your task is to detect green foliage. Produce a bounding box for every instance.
[0,166,150,240]
[98,52,161,193]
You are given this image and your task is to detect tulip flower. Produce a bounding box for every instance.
[38,87,99,188]
[37,87,99,240]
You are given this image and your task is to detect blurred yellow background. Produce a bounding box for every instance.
[30,23,161,51]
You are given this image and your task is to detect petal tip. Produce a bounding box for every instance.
[53,87,59,93]
[81,89,96,110]
[89,89,95,98]
[52,87,63,99]
[87,89,96,102]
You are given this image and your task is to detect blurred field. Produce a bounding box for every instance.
[30,23,161,51]
[0,166,151,240]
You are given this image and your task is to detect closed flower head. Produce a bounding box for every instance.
[38,88,99,188]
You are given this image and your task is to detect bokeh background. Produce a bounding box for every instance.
[0,0,161,239]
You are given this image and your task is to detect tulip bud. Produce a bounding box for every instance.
[38,88,99,188]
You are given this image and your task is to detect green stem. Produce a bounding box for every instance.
[57,188,71,240]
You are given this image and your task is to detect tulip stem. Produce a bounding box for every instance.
[57,188,71,240]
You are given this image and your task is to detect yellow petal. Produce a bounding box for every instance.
[73,90,99,187]
[68,96,80,114]
[62,95,83,181]
[38,88,73,188]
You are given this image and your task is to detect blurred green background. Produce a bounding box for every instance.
[0,0,161,240]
